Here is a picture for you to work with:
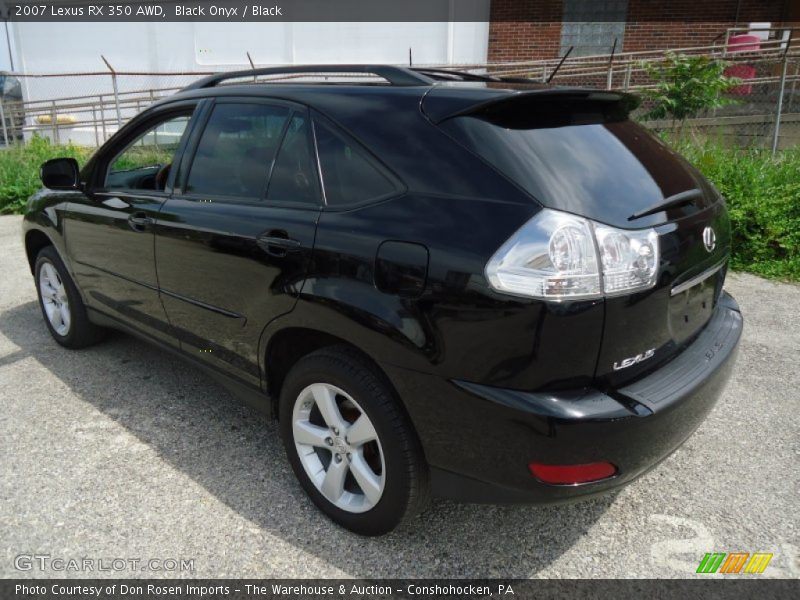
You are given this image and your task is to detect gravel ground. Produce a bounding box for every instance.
[0,214,798,579]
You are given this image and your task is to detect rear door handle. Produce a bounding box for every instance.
[258,236,301,248]
[257,231,301,256]
[128,212,153,231]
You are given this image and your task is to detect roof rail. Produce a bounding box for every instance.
[181,64,434,91]
[412,67,539,84]
[411,68,501,82]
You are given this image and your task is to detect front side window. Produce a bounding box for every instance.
[313,119,397,206]
[186,103,291,199]
[106,113,191,191]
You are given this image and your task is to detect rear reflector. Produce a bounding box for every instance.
[529,461,617,485]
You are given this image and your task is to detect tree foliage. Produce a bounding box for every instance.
[641,52,741,122]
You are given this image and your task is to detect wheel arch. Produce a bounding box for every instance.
[25,225,89,308]
[25,228,55,274]
[264,326,412,427]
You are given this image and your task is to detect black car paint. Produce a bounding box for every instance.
[391,292,741,502]
[23,79,742,503]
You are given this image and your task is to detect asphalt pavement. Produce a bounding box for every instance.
[0,214,797,579]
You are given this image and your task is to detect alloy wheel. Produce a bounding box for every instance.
[39,261,71,336]
[291,383,385,513]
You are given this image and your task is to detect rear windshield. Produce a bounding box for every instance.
[440,106,703,228]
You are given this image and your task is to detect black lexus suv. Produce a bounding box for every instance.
[24,65,742,535]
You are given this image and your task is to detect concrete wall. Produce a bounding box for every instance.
[9,20,490,101]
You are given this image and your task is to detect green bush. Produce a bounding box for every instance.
[675,141,800,281]
[0,136,93,215]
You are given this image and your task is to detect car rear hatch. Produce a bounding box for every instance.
[425,84,731,387]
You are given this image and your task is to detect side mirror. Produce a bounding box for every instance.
[40,157,80,190]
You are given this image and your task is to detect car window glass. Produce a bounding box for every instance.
[106,114,191,191]
[313,119,396,206]
[265,114,320,205]
[186,103,291,199]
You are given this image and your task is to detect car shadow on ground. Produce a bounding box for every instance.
[1,300,618,578]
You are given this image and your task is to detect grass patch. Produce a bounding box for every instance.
[0,136,93,215]
[673,140,800,282]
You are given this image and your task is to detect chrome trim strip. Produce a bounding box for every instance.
[670,260,727,296]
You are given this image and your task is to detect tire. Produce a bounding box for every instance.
[279,346,429,535]
[34,245,105,349]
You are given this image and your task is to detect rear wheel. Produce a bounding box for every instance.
[279,346,429,535]
[34,246,104,349]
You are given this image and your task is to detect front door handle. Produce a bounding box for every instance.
[128,212,153,231]
[257,231,301,257]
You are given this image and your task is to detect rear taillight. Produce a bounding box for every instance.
[594,225,659,296]
[485,208,660,301]
[529,461,617,485]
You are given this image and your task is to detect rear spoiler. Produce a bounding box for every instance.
[422,87,641,124]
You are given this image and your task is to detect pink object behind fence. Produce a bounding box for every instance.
[724,34,761,95]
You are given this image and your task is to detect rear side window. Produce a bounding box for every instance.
[186,103,290,199]
[265,114,320,205]
[313,119,398,206]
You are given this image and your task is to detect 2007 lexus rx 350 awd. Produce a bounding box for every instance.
[23,65,742,535]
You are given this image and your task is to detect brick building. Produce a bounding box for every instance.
[489,0,798,62]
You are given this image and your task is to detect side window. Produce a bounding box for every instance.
[186,103,291,199]
[106,113,191,191]
[265,114,320,205]
[313,119,398,206]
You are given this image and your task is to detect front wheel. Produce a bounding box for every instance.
[279,346,429,535]
[34,246,104,349]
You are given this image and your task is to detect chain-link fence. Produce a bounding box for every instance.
[486,33,800,153]
[643,57,800,152]
[0,35,797,152]
[0,71,209,147]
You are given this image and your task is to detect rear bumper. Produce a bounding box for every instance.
[385,292,742,503]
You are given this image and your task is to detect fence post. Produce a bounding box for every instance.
[607,38,618,90]
[102,55,123,131]
[771,34,792,156]
[99,95,107,141]
[0,98,8,147]
[91,104,99,146]
[771,53,789,155]
[624,62,632,90]
[788,61,799,114]
[51,101,59,144]
[541,66,548,82]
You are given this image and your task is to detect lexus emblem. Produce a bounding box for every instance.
[702,227,716,253]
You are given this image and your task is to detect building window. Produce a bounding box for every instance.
[560,0,628,57]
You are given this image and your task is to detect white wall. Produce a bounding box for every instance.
[10,21,489,100]
[8,19,488,145]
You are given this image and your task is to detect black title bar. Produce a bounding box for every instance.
[2,1,488,22]
[0,1,779,22]
[4,579,800,600]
